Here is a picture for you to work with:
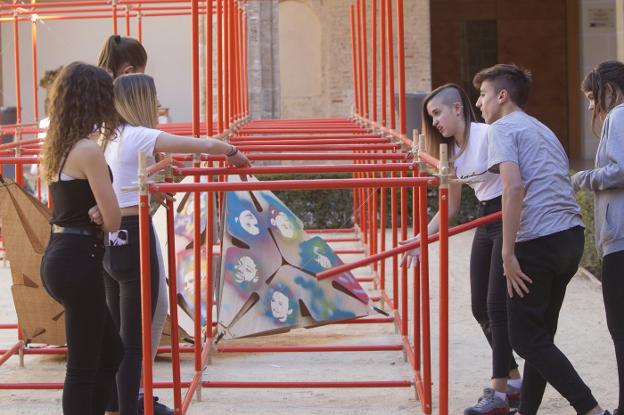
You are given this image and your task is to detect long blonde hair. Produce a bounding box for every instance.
[41,62,118,182]
[113,73,159,128]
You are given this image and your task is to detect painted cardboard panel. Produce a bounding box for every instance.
[217,176,371,340]
[153,175,219,333]
[0,177,65,345]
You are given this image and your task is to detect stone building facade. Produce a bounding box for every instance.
[207,0,431,122]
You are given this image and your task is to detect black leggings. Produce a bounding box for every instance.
[103,216,160,415]
[508,226,597,415]
[469,197,518,379]
[41,233,124,415]
[603,250,624,413]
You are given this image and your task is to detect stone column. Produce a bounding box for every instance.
[246,0,280,119]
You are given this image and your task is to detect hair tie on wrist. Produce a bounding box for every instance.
[226,146,238,157]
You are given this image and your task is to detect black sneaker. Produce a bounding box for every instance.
[138,395,174,415]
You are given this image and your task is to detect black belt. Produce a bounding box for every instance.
[51,224,103,238]
[479,196,502,207]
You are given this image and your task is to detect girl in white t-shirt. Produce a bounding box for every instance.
[400,84,520,415]
[102,73,249,415]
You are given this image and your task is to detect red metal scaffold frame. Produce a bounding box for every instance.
[0,1,506,415]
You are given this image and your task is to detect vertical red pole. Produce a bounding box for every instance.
[137,5,143,43]
[125,5,130,36]
[232,2,239,121]
[355,2,363,117]
[31,2,40,200]
[206,0,213,136]
[418,164,432,413]
[386,0,396,130]
[379,162,386,292]
[191,0,200,139]
[31,9,39,123]
[138,153,154,415]
[192,166,201,373]
[349,5,359,116]
[380,0,386,126]
[243,10,248,116]
[165,168,183,414]
[391,170,397,311]
[216,0,223,133]
[13,7,24,187]
[238,7,244,120]
[396,0,406,134]
[206,183,214,349]
[412,164,421,373]
[112,2,118,35]
[371,161,378,274]
[371,0,377,123]
[223,0,230,128]
[231,0,237,123]
[400,170,408,336]
[360,0,369,119]
[438,145,450,415]
[191,0,202,380]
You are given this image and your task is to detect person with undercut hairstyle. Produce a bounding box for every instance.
[401,83,521,415]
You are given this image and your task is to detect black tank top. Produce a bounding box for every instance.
[49,155,112,228]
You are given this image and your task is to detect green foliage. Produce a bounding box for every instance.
[257,173,480,229]
[259,173,354,229]
[576,190,602,278]
[258,172,602,279]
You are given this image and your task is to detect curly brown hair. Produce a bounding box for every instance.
[41,62,119,182]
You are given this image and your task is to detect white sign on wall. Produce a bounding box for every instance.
[588,7,615,29]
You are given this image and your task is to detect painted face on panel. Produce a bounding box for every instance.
[476,80,502,124]
[426,96,463,138]
[238,209,260,235]
[270,291,292,322]
[233,256,259,283]
[271,211,295,239]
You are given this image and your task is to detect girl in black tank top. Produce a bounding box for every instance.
[39,62,123,415]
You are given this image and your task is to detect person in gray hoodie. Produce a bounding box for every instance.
[573,60,624,415]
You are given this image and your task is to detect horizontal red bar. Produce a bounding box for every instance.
[151,177,434,194]
[216,345,403,353]
[174,163,416,177]
[201,380,412,388]
[234,144,399,152]
[317,211,503,281]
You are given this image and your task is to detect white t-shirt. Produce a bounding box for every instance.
[453,122,502,202]
[105,124,161,208]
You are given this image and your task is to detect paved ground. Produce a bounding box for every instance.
[0,229,617,414]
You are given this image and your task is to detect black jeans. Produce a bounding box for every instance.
[603,250,624,412]
[103,216,160,415]
[508,226,597,415]
[41,233,124,415]
[470,196,518,379]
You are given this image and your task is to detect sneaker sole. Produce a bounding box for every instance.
[464,408,510,415]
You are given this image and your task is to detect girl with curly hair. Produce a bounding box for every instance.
[40,62,124,415]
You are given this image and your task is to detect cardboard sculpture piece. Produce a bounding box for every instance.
[152,175,219,336]
[217,176,372,340]
[0,177,66,345]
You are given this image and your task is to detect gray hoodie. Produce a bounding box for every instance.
[572,103,624,258]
